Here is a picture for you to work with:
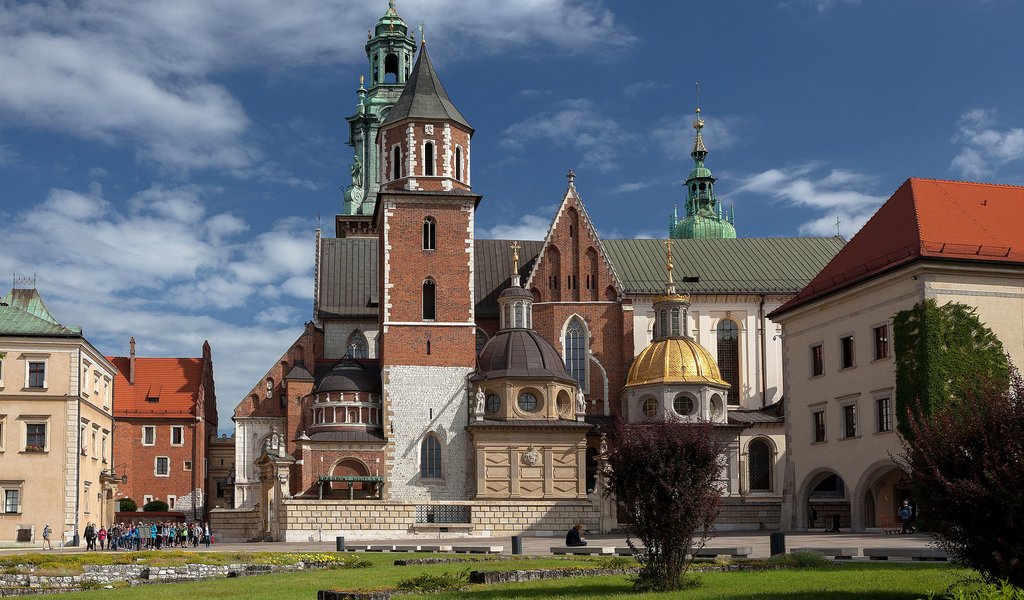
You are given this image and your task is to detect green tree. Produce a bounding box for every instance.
[893,299,1009,437]
[117,497,138,512]
[142,499,169,512]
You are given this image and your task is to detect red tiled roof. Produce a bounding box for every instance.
[772,178,1024,317]
[108,356,203,417]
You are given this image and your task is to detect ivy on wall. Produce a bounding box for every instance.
[893,299,1009,438]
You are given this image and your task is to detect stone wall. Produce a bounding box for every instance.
[208,507,263,543]
[714,499,783,531]
[279,498,601,542]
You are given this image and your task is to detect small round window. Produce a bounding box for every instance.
[673,395,695,416]
[517,392,538,412]
[485,394,500,414]
[642,397,658,417]
[711,396,724,419]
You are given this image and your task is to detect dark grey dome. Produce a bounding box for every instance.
[474,329,575,383]
[498,285,534,301]
[315,360,381,393]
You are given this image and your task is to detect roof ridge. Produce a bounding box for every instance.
[908,176,1024,190]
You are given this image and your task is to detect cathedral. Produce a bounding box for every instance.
[225,2,844,541]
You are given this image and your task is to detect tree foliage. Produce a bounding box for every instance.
[897,373,1024,587]
[142,499,169,512]
[117,497,138,512]
[604,419,724,591]
[893,299,1009,438]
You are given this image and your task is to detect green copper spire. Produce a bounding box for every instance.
[671,85,737,240]
[342,1,417,217]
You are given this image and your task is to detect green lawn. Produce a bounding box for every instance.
[43,553,974,600]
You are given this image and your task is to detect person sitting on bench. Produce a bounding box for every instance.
[566,523,587,547]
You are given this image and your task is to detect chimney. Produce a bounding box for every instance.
[129,336,136,384]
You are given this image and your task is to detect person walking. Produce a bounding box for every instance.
[42,523,53,550]
[898,499,913,534]
[84,522,95,550]
[98,526,107,550]
[203,521,212,548]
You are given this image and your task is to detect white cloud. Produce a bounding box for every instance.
[0,1,632,174]
[611,181,658,194]
[951,108,1024,179]
[501,99,635,171]
[479,214,551,241]
[623,81,668,97]
[736,164,886,236]
[779,0,862,11]
[651,113,742,160]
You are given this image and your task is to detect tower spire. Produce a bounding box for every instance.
[664,239,676,295]
[691,81,707,161]
[510,240,522,287]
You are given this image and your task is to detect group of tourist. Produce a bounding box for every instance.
[81,521,213,550]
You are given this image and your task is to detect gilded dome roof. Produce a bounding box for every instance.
[625,337,729,388]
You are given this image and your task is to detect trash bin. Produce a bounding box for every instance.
[831,514,840,532]
[511,535,523,555]
[769,532,786,556]
[336,536,346,552]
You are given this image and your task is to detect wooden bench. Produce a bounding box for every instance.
[344,544,370,552]
[614,546,646,556]
[452,545,503,554]
[693,547,752,559]
[863,547,948,561]
[792,547,859,560]
[550,546,615,556]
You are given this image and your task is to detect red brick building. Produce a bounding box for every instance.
[109,338,216,518]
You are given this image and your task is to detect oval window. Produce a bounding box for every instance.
[642,397,658,417]
[518,392,538,412]
[673,395,694,416]
[699,182,706,191]
[485,394,501,414]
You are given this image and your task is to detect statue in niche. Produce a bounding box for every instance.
[474,386,485,417]
[576,388,587,414]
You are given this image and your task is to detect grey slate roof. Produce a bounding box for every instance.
[474,240,542,317]
[602,237,846,295]
[380,44,472,131]
[318,237,378,318]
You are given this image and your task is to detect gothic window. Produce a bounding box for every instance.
[455,146,463,180]
[422,217,436,250]
[564,317,588,391]
[748,439,772,492]
[717,319,741,406]
[424,141,435,176]
[422,278,436,320]
[392,146,402,179]
[419,433,442,479]
[347,331,369,359]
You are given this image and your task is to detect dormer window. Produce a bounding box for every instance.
[145,396,159,403]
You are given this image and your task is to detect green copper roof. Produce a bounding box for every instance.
[675,214,736,239]
[602,237,846,295]
[0,289,81,336]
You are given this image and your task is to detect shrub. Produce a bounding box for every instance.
[117,497,138,512]
[142,500,169,512]
[604,419,724,591]
[767,550,830,568]
[898,373,1024,587]
[396,569,469,592]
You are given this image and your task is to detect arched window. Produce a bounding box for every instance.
[424,141,435,176]
[422,217,436,250]
[642,397,658,418]
[503,303,511,329]
[514,302,524,328]
[717,320,740,405]
[564,317,588,391]
[419,434,442,479]
[455,146,463,181]
[422,279,436,320]
[748,439,772,492]
[670,307,680,336]
[347,330,369,359]
[659,309,668,338]
[384,53,399,84]
[392,146,403,180]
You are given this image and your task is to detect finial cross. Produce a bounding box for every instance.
[418,23,425,44]
[567,169,575,185]
[664,239,675,286]
[835,215,842,237]
[511,241,521,273]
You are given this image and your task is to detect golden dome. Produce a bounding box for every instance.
[626,337,729,388]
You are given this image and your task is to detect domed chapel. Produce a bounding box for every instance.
[228,1,845,541]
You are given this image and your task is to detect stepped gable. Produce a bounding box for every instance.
[773,177,1024,316]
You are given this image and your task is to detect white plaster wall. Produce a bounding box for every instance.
[384,365,472,501]
[324,320,380,359]
[233,416,285,508]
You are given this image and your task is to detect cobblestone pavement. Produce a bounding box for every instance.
[1,531,937,558]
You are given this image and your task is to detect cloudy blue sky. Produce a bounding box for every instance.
[2,0,1023,429]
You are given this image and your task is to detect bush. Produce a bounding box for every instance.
[767,550,830,568]
[142,500,169,512]
[604,419,724,591]
[899,373,1024,587]
[396,569,469,592]
[922,580,1024,600]
[117,497,138,512]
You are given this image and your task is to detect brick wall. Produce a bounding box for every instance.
[113,418,202,510]
[233,322,322,420]
[379,122,472,194]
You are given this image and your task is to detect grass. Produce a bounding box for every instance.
[0,550,358,573]
[27,552,976,600]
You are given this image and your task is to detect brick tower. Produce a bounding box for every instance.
[374,38,479,500]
